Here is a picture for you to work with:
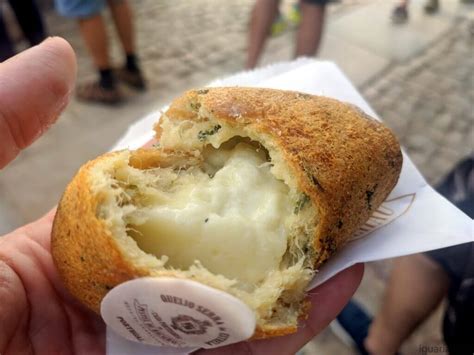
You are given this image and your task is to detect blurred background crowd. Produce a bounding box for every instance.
[0,0,472,354]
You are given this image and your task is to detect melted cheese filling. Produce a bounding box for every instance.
[128,142,292,287]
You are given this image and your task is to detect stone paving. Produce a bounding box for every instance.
[0,0,472,354]
[361,20,473,186]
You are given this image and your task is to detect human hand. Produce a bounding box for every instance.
[197,263,363,355]
[0,38,363,355]
[0,37,105,355]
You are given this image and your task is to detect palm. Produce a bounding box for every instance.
[0,211,105,355]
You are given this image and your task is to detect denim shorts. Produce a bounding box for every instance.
[302,0,329,5]
[55,0,107,18]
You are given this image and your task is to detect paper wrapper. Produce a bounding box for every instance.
[104,59,473,354]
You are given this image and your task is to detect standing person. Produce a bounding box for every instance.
[246,0,327,69]
[0,0,47,61]
[55,0,146,105]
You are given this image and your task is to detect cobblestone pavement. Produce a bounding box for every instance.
[362,20,473,185]
[0,0,472,354]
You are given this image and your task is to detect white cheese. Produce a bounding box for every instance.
[131,142,292,286]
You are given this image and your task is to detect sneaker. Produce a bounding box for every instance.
[331,301,372,355]
[115,67,147,91]
[287,4,301,27]
[424,0,439,14]
[271,13,288,37]
[391,5,409,24]
[76,81,123,105]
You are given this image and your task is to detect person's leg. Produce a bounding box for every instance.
[245,0,280,69]
[55,0,121,103]
[78,14,110,71]
[8,0,46,46]
[295,0,326,58]
[0,9,15,61]
[336,157,472,354]
[107,0,134,56]
[76,12,122,104]
[364,254,449,354]
[392,0,410,24]
[107,0,145,89]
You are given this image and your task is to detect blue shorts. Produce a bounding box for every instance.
[302,0,329,5]
[55,0,107,18]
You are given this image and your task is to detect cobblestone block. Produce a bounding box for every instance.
[414,70,440,89]
[451,116,471,132]
[432,113,454,131]
[445,130,466,148]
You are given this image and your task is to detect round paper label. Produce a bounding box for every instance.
[100,277,256,349]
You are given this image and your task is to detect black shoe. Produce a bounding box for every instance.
[76,80,123,105]
[115,67,147,91]
[424,0,440,14]
[331,301,372,355]
[391,5,409,24]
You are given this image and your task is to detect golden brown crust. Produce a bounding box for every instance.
[163,87,402,267]
[51,153,150,314]
[251,325,297,339]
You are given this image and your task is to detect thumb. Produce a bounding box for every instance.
[0,37,76,169]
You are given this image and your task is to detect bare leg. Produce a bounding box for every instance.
[295,1,325,58]
[245,0,280,69]
[78,14,110,69]
[107,0,134,55]
[107,0,146,89]
[77,15,123,104]
[364,254,449,355]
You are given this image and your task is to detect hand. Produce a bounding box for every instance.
[0,37,105,355]
[0,38,364,355]
[198,264,363,355]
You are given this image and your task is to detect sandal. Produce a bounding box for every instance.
[115,67,147,91]
[76,81,123,105]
